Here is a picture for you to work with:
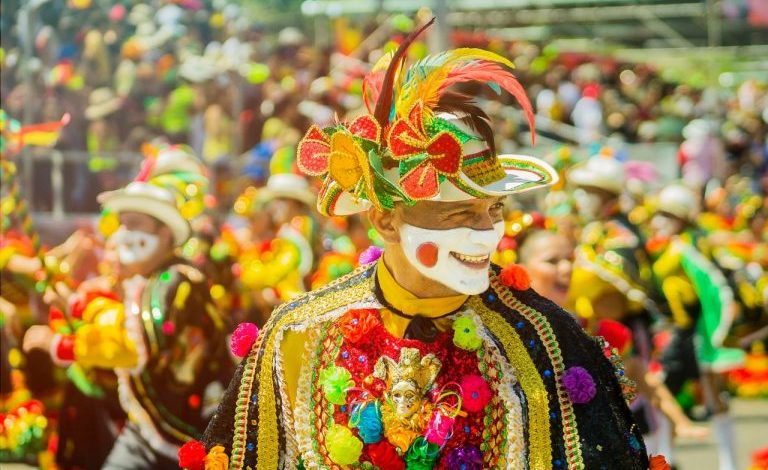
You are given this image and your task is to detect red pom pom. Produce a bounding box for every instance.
[178,440,206,470]
[367,441,405,470]
[596,319,632,355]
[230,322,259,358]
[499,264,531,290]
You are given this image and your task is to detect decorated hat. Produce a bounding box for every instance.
[296,19,557,216]
[568,151,625,195]
[258,147,316,206]
[98,144,208,246]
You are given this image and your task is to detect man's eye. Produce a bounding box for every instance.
[490,203,504,211]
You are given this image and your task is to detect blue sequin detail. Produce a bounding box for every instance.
[358,355,366,363]
[487,294,496,301]
[550,412,557,420]
[251,394,257,404]
[543,369,552,378]
[247,442,255,451]
[341,351,349,359]
[528,339,535,347]
[554,459,562,467]
[464,426,470,433]
[619,370,625,376]
[341,406,347,413]
[516,321,524,329]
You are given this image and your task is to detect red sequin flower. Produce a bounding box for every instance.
[339,309,380,344]
[499,264,531,290]
[367,441,406,470]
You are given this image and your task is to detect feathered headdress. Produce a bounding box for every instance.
[297,19,557,216]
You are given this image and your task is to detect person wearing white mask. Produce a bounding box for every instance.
[195,27,655,470]
[48,146,232,470]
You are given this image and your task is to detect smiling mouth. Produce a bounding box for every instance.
[450,252,490,269]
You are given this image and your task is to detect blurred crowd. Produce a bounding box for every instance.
[0,1,767,469]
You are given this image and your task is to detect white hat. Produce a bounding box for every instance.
[257,173,316,206]
[99,182,190,246]
[85,87,122,120]
[568,154,625,195]
[656,184,699,222]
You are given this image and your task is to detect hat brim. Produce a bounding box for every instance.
[99,191,190,246]
[85,98,122,120]
[319,154,558,216]
[256,187,316,207]
[568,166,622,194]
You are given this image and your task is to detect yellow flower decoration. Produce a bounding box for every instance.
[204,445,229,470]
[328,131,382,210]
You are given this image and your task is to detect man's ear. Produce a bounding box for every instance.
[158,224,175,250]
[368,207,399,244]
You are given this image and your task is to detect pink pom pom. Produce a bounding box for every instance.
[230,322,259,358]
[358,246,383,265]
[460,375,492,413]
[425,411,455,445]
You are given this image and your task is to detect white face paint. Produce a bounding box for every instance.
[111,227,160,266]
[399,222,505,295]
[573,188,602,221]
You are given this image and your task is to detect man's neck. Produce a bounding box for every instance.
[381,247,459,299]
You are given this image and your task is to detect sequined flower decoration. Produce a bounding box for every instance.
[562,366,597,404]
[204,445,228,470]
[649,454,672,470]
[460,375,492,413]
[230,322,259,358]
[387,102,465,200]
[339,309,379,344]
[424,410,455,445]
[367,441,405,470]
[499,263,531,290]
[350,402,383,444]
[325,424,363,466]
[178,440,206,470]
[452,314,483,351]
[319,365,355,405]
[404,436,440,470]
[445,445,483,470]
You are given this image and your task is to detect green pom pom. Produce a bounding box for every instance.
[319,365,354,405]
[404,437,439,470]
[325,424,363,466]
[452,315,483,351]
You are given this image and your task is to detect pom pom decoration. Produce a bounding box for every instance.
[404,436,440,470]
[325,424,363,466]
[178,440,206,470]
[424,410,455,445]
[649,454,672,470]
[230,322,259,358]
[319,365,355,405]
[596,319,633,356]
[338,309,379,344]
[562,366,597,404]
[444,445,483,470]
[459,375,492,413]
[499,263,531,290]
[452,315,483,351]
[358,245,383,264]
[367,441,405,470]
[349,402,383,444]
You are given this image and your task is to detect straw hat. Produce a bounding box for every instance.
[85,87,122,120]
[257,173,316,206]
[568,154,625,195]
[656,184,699,222]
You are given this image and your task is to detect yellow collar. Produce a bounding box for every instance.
[376,259,468,318]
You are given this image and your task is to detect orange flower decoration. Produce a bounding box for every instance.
[649,455,671,470]
[339,309,380,344]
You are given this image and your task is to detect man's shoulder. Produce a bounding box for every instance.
[267,262,376,324]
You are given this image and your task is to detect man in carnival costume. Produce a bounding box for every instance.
[193,22,655,470]
[648,183,744,470]
[48,145,232,470]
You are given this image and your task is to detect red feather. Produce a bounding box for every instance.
[441,64,535,145]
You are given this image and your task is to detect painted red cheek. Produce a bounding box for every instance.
[416,242,439,268]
